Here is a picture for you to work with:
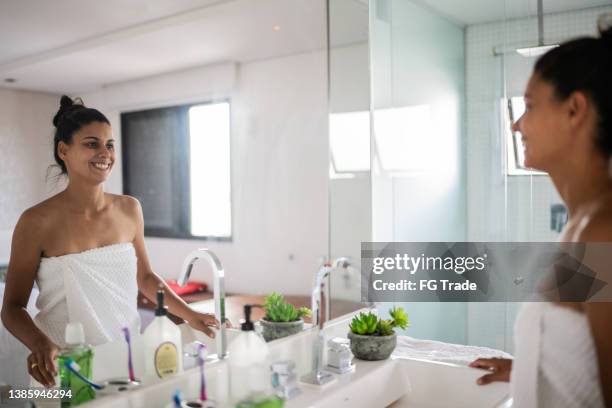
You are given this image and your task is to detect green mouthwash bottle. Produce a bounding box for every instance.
[57,322,95,407]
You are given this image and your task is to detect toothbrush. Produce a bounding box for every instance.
[63,358,104,390]
[198,343,207,401]
[122,327,136,382]
[173,390,182,408]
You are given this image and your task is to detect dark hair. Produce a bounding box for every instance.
[52,95,110,175]
[534,14,612,157]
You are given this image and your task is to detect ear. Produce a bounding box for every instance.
[566,90,590,128]
[57,141,69,161]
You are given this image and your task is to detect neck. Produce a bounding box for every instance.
[62,180,106,215]
[548,151,612,218]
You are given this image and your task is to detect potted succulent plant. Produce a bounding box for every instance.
[260,292,311,342]
[348,307,409,361]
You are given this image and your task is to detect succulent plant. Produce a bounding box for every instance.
[349,307,409,336]
[349,312,379,335]
[389,307,409,330]
[263,292,311,322]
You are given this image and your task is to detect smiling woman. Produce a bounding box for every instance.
[51,96,113,177]
[0,95,222,388]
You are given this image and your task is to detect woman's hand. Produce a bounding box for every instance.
[469,358,512,385]
[184,310,231,338]
[27,338,60,388]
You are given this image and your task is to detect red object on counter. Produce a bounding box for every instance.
[165,279,208,295]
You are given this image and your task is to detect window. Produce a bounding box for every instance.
[329,111,370,175]
[373,105,435,173]
[122,101,232,239]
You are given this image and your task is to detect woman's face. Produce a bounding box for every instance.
[59,121,115,184]
[512,74,573,171]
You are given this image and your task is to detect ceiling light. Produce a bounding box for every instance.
[272,25,281,32]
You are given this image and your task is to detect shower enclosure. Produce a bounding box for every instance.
[329,0,612,352]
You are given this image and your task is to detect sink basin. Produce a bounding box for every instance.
[389,357,510,408]
[289,358,409,407]
[288,356,509,408]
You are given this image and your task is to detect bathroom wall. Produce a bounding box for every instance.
[370,0,467,344]
[0,88,62,264]
[79,51,329,296]
[464,5,612,351]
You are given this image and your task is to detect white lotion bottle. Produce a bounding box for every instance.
[228,304,270,404]
[143,290,183,379]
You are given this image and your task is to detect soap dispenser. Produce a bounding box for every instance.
[143,290,183,379]
[57,322,95,407]
[228,305,281,407]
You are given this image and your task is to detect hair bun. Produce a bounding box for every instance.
[59,95,74,108]
[598,13,612,45]
[53,95,84,128]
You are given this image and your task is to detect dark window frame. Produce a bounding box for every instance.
[121,99,233,241]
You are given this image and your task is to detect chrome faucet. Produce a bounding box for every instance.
[178,248,228,359]
[301,257,352,385]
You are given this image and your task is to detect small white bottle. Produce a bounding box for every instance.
[228,305,270,404]
[143,290,183,379]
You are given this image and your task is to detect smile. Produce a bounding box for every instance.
[90,162,111,170]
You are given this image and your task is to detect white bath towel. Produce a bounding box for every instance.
[511,302,604,408]
[393,336,512,366]
[34,242,140,347]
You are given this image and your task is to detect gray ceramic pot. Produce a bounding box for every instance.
[348,331,397,361]
[260,318,304,342]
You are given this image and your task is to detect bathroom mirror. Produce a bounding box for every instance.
[0,0,368,352]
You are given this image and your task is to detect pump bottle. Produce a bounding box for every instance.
[228,305,282,407]
[143,290,183,379]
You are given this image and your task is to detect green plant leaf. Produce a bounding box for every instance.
[349,312,380,335]
[389,307,409,330]
[297,307,311,318]
[264,292,284,309]
[376,319,394,336]
[263,292,305,322]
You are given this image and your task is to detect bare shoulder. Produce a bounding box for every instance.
[12,194,65,256]
[107,193,142,217]
[576,209,612,242]
[17,194,63,234]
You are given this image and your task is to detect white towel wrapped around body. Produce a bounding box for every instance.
[34,242,140,347]
[511,302,604,408]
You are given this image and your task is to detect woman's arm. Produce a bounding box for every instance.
[126,197,220,338]
[578,218,612,406]
[0,210,59,386]
[583,303,612,406]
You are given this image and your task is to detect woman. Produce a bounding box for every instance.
[0,96,221,388]
[470,16,612,407]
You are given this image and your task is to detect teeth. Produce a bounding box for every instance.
[92,163,110,170]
